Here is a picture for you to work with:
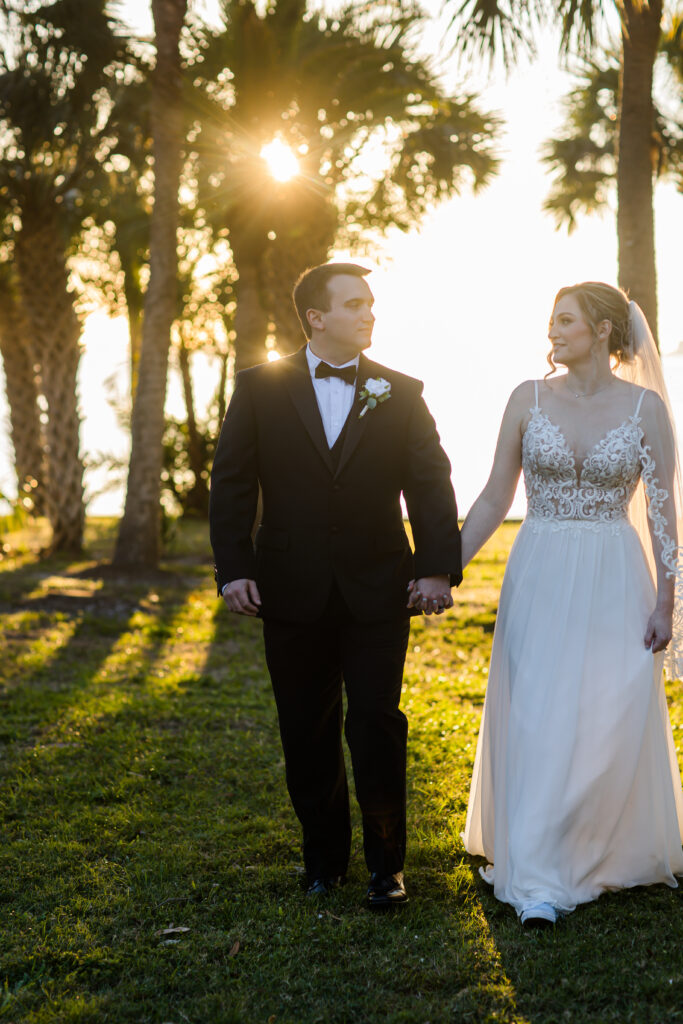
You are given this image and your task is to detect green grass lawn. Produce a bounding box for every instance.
[1,519,682,1023]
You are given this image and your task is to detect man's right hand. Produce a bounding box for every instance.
[222,579,262,616]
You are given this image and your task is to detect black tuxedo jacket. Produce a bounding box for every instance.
[209,347,461,622]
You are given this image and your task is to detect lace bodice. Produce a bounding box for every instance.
[521,380,683,678]
[523,384,645,526]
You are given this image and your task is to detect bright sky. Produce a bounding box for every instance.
[0,1,681,517]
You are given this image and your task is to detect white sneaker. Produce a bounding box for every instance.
[520,902,557,928]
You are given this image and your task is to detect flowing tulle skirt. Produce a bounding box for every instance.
[463,517,683,916]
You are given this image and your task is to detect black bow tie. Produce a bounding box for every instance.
[315,362,357,386]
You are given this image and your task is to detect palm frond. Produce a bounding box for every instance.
[0,0,136,238]
[541,44,683,229]
[660,13,683,85]
[554,0,604,57]
[444,0,546,70]
[540,56,617,229]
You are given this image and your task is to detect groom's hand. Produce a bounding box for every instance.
[407,575,453,615]
[222,578,262,616]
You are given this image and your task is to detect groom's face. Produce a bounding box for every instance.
[315,274,375,355]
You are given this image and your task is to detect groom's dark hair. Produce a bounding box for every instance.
[293,262,370,340]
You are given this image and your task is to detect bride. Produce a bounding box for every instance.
[461,282,683,927]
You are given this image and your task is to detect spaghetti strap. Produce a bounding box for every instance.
[533,380,539,409]
[634,388,647,418]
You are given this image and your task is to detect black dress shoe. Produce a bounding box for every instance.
[367,871,408,908]
[306,875,345,897]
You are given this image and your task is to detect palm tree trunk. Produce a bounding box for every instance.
[125,276,144,403]
[178,334,210,516]
[233,256,270,371]
[0,277,46,514]
[229,223,270,371]
[113,0,187,568]
[617,0,662,344]
[115,226,146,403]
[264,185,336,356]
[215,345,229,426]
[14,215,85,552]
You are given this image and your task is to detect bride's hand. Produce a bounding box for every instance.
[644,606,673,653]
[407,576,453,614]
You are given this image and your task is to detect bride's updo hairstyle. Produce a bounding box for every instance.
[547,281,632,375]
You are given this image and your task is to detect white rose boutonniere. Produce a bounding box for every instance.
[359,377,391,418]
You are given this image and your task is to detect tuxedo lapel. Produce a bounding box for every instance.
[281,348,335,474]
[334,354,373,478]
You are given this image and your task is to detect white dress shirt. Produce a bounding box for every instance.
[306,344,359,448]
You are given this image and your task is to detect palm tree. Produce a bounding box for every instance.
[12,205,86,551]
[112,0,188,569]
[78,63,236,528]
[541,50,683,237]
[445,0,669,340]
[615,0,662,337]
[0,261,45,514]
[0,0,131,551]
[83,74,154,402]
[192,0,502,369]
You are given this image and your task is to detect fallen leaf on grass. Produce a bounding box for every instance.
[156,926,190,937]
[229,940,240,957]
[324,911,343,921]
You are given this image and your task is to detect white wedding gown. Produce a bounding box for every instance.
[463,382,683,916]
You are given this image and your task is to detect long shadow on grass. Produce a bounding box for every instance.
[7,579,621,1024]
[92,607,279,850]
[0,603,305,1023]
[24,612,524,1024]
[0,646,533,1024]
[0,568,225,1020]
[469,862,683,1023]
[0,564,195,778]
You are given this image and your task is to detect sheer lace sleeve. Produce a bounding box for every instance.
[636,390,683,677]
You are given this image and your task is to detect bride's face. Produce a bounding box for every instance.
[548,295,598,366]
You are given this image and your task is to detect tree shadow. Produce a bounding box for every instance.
[0,555,201,767]
[0,652,520,1023]
[5,532,681,1021]
[461,852,683,1023]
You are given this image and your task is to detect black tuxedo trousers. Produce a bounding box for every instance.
[264,584,411,878]
[209,348,462,879]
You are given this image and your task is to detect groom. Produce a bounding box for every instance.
[209,263,461,907]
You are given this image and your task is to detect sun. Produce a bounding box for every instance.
[260,138,300,182]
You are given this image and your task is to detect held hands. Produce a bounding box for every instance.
[644,605,673,654]
[407,575,453,615]
[222,578,262,616]
[222,576,454,616]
